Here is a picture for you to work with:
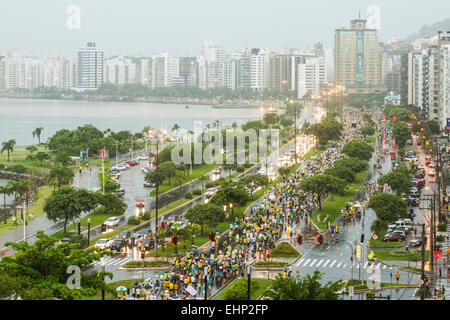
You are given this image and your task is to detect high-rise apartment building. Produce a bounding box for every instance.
[199,41,226,89]
[151,53,169,88]
[269,54,292,91]
[104,56,137,86]
[76,42,103,89]
[335,18,383,93]
[250,48,270,91]
[297,56,326,99]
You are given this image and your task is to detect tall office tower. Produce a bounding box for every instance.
[314,43,325,57]
[297,56,327,99]
[222,55,240,90]
[104,56,137,86]
[250,48,270,91]
[239,48,251,90]
[335,18,383,93]
[139,58,151,86]
[76,42,103,89]
[269,54,292,91]
[199,41,226,89]
[385,50,410,105]
[151,53,169,88]
[324,48,335,83]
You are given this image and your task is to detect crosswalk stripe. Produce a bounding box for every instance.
[336,261,342,268]
[309,259,318,267]
[329,260,337,268]
[342,263,347,268]
[322,259,330,267]
[111,257,129,266]
[375,263,380,269]
[383,265,387,269]
[316,259,324,267]
[301,258,311,267]
[340,252,343,257]
[364,262,369,269]
[356,264,360,269]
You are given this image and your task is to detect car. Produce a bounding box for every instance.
[61,235,72,243]
[114,165,127,171]
[119,162,130,169]
[415,170,425,179]
[417,139,422,145]
[428,163,436,169]
[383,232,406,242]
[94,238,112,250]
[409,236,426,247]
[425,155,432,165]
[143,180,156,188]
[110,174,120,180]
[110,238,127,251]
[141,166,154,174]
[427,168,436,176]
[126,160,137,166]
[113,189,125,196]
[136,198,145,207]
[104,216,120,228]
[109,170,121,176]
[118,230,132,239]
[141,237,155,250]
[212,167,222,175]
[128,234,144,246]
[135,229,151,238]
[137,155,148,161]
[403,195,418,206]
[167,215,177,226]
[406,139,412,146]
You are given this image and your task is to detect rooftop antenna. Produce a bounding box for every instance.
[358,9,361,19]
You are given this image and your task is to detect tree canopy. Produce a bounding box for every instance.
[300,174,347,210]
[304,116,343,145]
[342,141,374,161]
[184,203,225,234]
[0,231,112,300]
[368,193,408,222]
[378,166,412,196]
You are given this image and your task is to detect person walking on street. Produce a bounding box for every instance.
[395,271,400,282]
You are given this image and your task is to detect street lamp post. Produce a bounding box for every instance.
[87,218,91,246]
[247,265,252,300]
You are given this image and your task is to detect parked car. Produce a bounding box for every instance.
[212,167,222,175]
[403,195,418,206]
[137,155,148,161]
[143,180,156,187]
[94,238,112,250]
[383,232,406,242]
[120,162,130,169]
[126,160,137,166]
[113,189,125,197]
[110,238,127,251]
[135,228,151,238]
[425,155,432,165]
[128,233,144,246]
[104,216,120,228]
[141,166,154,174]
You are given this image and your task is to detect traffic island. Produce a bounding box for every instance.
[213,278,272,300]
[269,241,301,259]
[344,279,418,293]
[252,261,291,271]
[372,249,429,262]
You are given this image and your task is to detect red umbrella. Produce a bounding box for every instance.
[148,152,156,157]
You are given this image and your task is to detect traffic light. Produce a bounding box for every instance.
[296,235,300,245]
[317,234,322,245]
[360,233,365,243]
[350,253,353,261]
[171,236,175,246]
[174,236,178,246]
[140,249,145,259]
[209,232,213,242]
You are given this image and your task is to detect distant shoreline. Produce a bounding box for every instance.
[0,94,282,109]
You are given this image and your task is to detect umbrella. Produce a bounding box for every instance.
[116,286,127,292]
[148,152,157,157]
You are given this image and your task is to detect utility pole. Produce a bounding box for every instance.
[154,134,159,257]
[420,223,426,300]
[115,141,118,167]
[102,146,105,194]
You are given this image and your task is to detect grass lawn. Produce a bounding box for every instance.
[0,185,52,235]
[400,267,422,273]
[302,145,327,161]
[149,163,218,197]
[213,278,272,300]
[122,260,171,268]
[369,238,404,247]
[345,279,417,291]
[77,279,137,300]
[269,241,301,258]
[372,249,430,262]
[253,261,290,268]
[311,171,367,229]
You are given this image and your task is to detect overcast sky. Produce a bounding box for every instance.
[1,0,449,58]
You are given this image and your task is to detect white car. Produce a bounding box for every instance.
[104,216,120,228]
[113,165,127,171]
[137,155,148,161]
[120,162,130,169]
[94,238,112,250]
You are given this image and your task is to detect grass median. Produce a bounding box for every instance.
[372,249,429,262]
[311,171,367,230]
[213,278,272,300]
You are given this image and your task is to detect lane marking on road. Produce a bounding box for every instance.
[329,260,337,268]
[298,258,310,267]
[383,265,387,269]
[356,264,360,269]
[322,259,330,267]
[309,259,318,267]
[364,262,369,269]
[316,259,324,267]
[336,261,342,268]
[342,263,347,268]
[340,252,343,257]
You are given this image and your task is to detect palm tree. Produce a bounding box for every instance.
[25,145,38,154]
[27,151,50,167]
[15,179,32,220]
[172,123,180,132]
[231,122,238,131]
[32,127,44,144]
[8,180,19,222]
[0,183,13,224]
[1,139,16,162]
[49,165,74,188]
[175,171,185,200]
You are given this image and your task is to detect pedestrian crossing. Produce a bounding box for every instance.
[92,255,134,267]
[294,257,393,271]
